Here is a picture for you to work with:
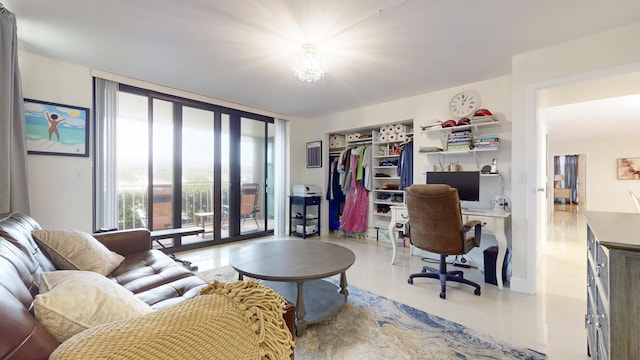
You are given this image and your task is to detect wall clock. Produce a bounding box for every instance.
[449,90,481,118]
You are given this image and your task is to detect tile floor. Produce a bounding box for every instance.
[177,205,589,359]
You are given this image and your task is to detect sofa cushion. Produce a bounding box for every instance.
[108,249,208,309]
[32,229,124,275]
[34,270,153,343]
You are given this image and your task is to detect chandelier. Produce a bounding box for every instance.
[290,43,327,82]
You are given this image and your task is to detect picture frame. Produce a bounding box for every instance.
[306,141,322,168]
[617,157,640,180]
[24,98,90,157]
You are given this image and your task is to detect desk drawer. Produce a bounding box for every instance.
[395,208,409,223]
[466,215,493,234]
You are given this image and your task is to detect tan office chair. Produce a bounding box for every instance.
[406,184,483,299]
[629,190,640,213]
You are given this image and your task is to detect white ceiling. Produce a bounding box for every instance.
[4,0,640,119]
[544,94,640,143]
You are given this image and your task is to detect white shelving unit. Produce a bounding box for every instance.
[422,120,500,170]
[371,124,413,239]
[328,121,413,242]
[421,119,499,135]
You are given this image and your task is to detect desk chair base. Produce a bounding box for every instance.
[408,256,481,299]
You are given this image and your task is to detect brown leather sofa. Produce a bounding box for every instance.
[0,212,294,360]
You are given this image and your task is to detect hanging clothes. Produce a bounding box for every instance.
[340,151,369,233]
[356,146,366,183]
[341,148,353,192]
[398,141,413,190]
[362,146,372,191]
[326,156,345,230]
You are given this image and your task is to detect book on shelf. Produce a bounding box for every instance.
[449,130,472,136]
[472,135,500,150]
[447,145,473,151]
[473,144,499,150]
[447,141,472,146]
[473,134,500,140]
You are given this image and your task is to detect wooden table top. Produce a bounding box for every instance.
[229,240,355,281]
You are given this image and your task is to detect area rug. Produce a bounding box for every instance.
[198,266,545,360]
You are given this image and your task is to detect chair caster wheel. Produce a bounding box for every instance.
[439,292,446,299]
[474,288,481,296]
[408,278,413,285]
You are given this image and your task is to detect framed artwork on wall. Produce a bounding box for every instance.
[24,98,90,157]
[306,141,322,168]
[617,157,640,180]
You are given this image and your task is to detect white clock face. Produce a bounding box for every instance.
[449,91,480,117]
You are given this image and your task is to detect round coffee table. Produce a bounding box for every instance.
[229,240,355,336]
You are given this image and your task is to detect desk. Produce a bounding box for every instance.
[389,206,511,290]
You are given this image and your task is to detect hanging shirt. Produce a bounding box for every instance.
[398,141,414,190]
[340,148,351,189]
[356,146,366,183]
[362,146,372,191]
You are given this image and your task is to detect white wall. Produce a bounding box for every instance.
[551,136,640,213]
[20,52,94,231]
[18,52,292,232]
[511,21,640,293]
[292,76,513,265]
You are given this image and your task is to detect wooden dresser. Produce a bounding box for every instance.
[584,211,640,359]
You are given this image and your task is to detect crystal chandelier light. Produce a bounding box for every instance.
[291,43,327,82]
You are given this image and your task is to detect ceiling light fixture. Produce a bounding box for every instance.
[291,43,327,82]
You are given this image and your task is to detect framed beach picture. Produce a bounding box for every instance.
[617,157,640,180]
[306,141,322,168]
[24,99,90,157]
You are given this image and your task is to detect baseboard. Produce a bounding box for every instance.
[509,277,536,294]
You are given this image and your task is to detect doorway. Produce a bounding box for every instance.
[551,154,586,213]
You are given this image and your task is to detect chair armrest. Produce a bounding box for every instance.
[93,229,152,256]
[462,220,482,232]
[462,220,483,247]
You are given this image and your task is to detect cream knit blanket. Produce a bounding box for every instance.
[50,280,294,360]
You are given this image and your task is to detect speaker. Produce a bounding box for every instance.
[483,246,509,286]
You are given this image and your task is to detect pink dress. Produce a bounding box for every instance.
[340,153,369,233]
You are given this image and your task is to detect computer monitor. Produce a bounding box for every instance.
[426,171,480,202]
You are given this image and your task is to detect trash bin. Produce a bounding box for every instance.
[483,246,509,286]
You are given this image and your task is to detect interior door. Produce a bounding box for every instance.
[536,109,550,269]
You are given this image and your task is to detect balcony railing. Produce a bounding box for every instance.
[117,183,229,230]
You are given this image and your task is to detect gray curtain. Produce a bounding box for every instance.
[564,155,579,204]
[0,6,30,214]
[554,154,579,204]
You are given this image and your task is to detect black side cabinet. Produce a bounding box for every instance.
[289,196,321,238]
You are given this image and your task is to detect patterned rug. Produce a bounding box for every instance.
[198,266,545,360]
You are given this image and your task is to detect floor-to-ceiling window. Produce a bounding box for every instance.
[95,81,274,252]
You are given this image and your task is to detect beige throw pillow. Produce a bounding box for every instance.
[35,270,153,343]
[32,229,124,275]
